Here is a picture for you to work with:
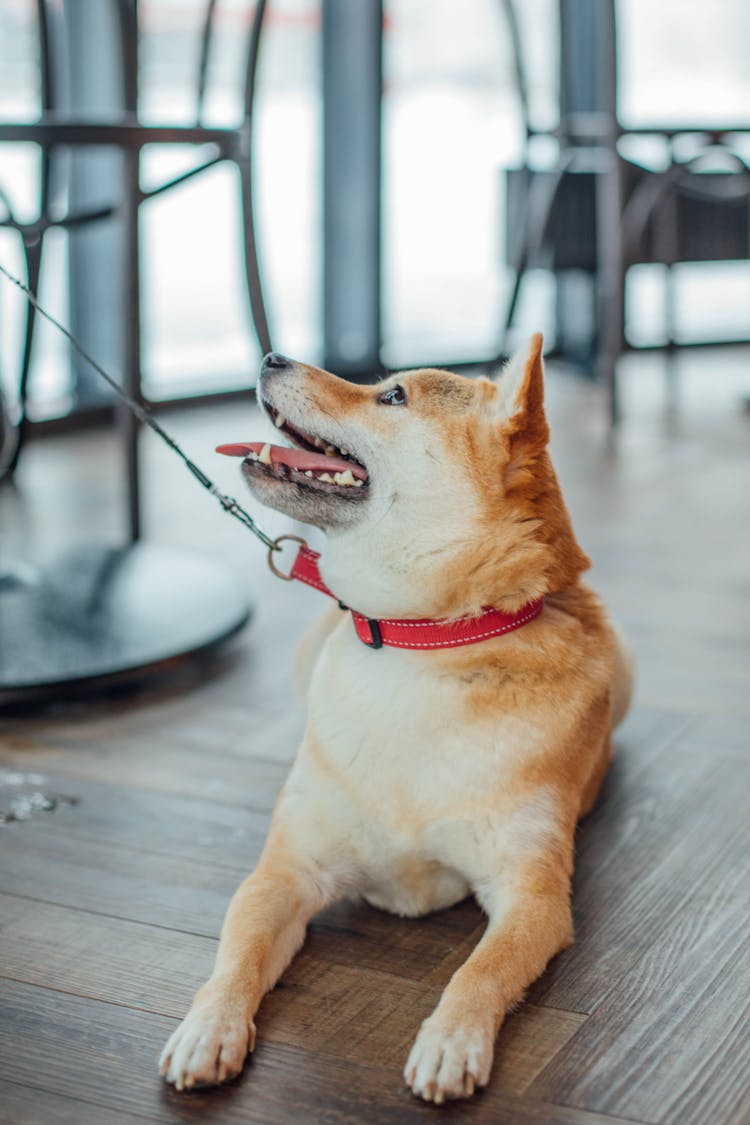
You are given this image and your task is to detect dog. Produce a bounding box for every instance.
[159,334,633,1103]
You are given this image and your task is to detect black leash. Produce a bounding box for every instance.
[0,260,280,554]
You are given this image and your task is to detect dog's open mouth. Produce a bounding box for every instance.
[216,402,369,496]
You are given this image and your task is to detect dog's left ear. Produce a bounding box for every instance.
[490,333,549,450]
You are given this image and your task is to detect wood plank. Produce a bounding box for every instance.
[0,720,293,808]
[311,895,485,980]
[0,1080,144,1125]
[0,824,242,938]
[528,729,742,1011]
[0,767,269,871]
[528,745,750,1125]
[489,1007,589,1099]
[0,980,631,1125]
[530,876,750,1125]
[0,893,216,1017]
[678,713,749,756]
[0,893,585,1100]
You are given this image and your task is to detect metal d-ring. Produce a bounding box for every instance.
[268,534,308,580]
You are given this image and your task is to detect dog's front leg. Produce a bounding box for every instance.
[160,831,337,1090]
[405,856,573,1104]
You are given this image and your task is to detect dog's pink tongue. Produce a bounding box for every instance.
[216,442,367,481]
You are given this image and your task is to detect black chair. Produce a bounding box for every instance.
[0,0,271,514]
[499,0,750,426]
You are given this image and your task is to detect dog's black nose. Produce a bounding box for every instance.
[262,352,292,371]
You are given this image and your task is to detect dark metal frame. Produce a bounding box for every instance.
[499,0,750,425]
[0,0,272,534]
[322,0,383,379]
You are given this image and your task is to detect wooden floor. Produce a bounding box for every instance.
[1,349,749,1124]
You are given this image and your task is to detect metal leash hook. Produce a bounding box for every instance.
[0,260,302,573]
[268,534,308,580]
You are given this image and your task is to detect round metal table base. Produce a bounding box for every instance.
[0,543,251,706]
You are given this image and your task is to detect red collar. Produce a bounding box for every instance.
[290,545,544,650]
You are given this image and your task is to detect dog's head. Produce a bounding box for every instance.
[218,335,589,618]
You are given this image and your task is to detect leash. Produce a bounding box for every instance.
[0,260,299,568]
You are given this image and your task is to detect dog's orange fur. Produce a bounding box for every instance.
[160,336,633,1103]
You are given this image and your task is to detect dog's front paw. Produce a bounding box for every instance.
[404,1010,494,1104]
[159,1002,256,1091]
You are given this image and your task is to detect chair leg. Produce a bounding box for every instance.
[6,236,44,477]
[501,255,526,359]
[664,263,679,414]
[238,155,272,357]
[662,188,679,414]
[239,0,272,357]
[595,151,625,432]
[497,163,571,365]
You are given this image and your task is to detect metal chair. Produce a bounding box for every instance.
[499,0,750,426]
[0,0,271,518]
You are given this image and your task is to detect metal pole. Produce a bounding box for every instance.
[63,0,126,407]
[120,0,141,541]
[121,144,141,541]
[322,0,383,378]
[558,0,620,388]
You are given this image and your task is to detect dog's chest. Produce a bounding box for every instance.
[308,625,506,811]
[291,623,546,914]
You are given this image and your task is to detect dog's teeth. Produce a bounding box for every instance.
[304,470,314,478]
[339,469,355,486]
[319,473,333,483]
[274,413,285,429]
[259,443,272,465]
[353,479,363,487]
[340,448,349,457]
[313,436,322,448]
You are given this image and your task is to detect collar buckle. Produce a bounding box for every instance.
[361,617,383,649]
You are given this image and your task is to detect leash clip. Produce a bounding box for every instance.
[268,534,308,581]
[360,618,383,649]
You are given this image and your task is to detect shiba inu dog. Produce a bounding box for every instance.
[160,335,633,1103]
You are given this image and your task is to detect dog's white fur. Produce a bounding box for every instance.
[160,339,632,1102]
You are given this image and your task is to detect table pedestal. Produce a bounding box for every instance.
[0,543,251,706]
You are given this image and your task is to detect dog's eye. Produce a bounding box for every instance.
[378,385,407,407]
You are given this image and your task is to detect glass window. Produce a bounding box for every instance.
[382,0,558,367]
[619,0,750,127]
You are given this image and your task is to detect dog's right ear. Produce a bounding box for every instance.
[489,333,549,452]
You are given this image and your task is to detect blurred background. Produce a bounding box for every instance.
[1,0,749,425]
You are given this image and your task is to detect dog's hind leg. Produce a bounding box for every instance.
[611,625,634,728]
[160,819,339,1090]
[579,630,633,818]
[404,850,574,1104]
[578,731,612,819]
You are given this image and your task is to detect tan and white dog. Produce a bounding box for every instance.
[160,335,632,1104]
